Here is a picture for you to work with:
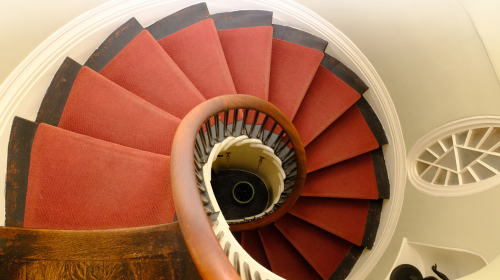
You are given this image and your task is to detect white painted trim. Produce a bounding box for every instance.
[0,0,406,278]
[408,116,500,196]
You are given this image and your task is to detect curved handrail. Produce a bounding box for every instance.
[171,95,306,279]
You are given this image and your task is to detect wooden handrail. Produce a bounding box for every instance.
[171,95,306,280]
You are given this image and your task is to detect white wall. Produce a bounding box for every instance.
[2,1,500,279]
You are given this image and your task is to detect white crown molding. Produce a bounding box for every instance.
[0,0,406,279]
[408,115,500,197]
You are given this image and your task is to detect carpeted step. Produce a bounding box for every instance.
[305,97,387,173]
[275,214,363,280]
[241,229,271,270]
[7,118,175,230]
[289,197,382,249]
[292,61,361,147]
[301,148,390,200]
[36,58,180,156]
[213,10,273,100]
[259,224,321,280]
[148,3,236,99]
[268,25,327,121]
[321,53,369,95]
[85,19,205,119]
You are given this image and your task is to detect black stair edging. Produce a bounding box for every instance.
[371,148,390,199]
[5,117,39,228]
[356,96,389,147]
[147,2,210,41]
[360,199,383,249]
[321,53,369,95]
[328,245,364,280]
[272,24,328,52]
[212,10,273,30]
[35,57,82,126]
[84,17,144,72]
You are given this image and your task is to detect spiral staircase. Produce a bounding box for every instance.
[1,3,391,279]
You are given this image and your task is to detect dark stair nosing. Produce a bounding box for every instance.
[328,245,364,280]
[212,10,273,30]
[356,97,388,146]
[371,148,390,199]
[5,117,39,228]
[84,17,144,72]
[35,57,82,126]
[272,24,328,52]
[147,2,210,41]
[321,53,368,95]
[361,199,383,249]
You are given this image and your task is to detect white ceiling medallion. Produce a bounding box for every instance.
[408,116,500,196]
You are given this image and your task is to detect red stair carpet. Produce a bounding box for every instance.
[24,122,175,230]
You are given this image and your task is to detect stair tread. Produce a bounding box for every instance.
[290,197,369,246]
[36,57,83,126]
[57,65,181,156]
[218,26,273,100]
[259,224,321,280]
[99,30,205,119]
[293,65,361,147]
[290,197,381,248]
[272,25,328,52]
[212,10,273,30]
[301,151,380,200]
[6,117,39,228]
[321,54,368,95]
[268,38,324,121]
[275,214,354,280]
[24,123,175,230]
[157,18,237,99]
[305,104,379,173]
[241,229,271,270]
[85,18,144,73]
[147,3,210,41]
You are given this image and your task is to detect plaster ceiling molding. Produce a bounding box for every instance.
[0,0,406,278]
[408,116,500,196]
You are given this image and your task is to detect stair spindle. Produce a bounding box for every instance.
[198,128,209,154]
[205,120,214,146]
[205,207,214,215]
[224,242,231,257]
[195,169,203,182]
[271,130,286,149]
[234,252,240,276]
[281,149,294,162]
[286,166,298,176]
[248,111,259,137]
[243,263,252,280]
[240,109,249,135]
[256,115,269,139]
[232,109,238,136]
[195,142,205,163]
[200,195,209,205]
[217,231,224,242]
[285,175,297,184]
[263,121,278,145]
[276,139,291,155]
[215,113,221,142]
[282,155,296,169]
[224,110,229,137]
[197,182,206,193]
